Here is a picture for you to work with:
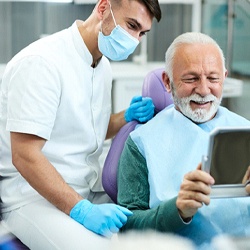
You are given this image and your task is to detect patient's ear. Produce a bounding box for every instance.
[162,71,171,93]
[224,70,228,78]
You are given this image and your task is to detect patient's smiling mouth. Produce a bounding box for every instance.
[190,100,212,109]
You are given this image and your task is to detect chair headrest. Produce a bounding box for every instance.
[142,68,173,113]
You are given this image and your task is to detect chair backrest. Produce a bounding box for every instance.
[102,68,173,203]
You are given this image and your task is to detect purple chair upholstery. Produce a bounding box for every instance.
[102,121,138,203]
[142,68,173,112]
[102,68,173,203]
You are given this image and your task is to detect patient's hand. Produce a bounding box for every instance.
[242,166,250,194]
[246,183,250,194]
[176,163,215,220]
[242,166,250,184]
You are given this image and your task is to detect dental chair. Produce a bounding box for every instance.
[102,68,173,203]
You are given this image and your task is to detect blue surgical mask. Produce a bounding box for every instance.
[98,4,139,61]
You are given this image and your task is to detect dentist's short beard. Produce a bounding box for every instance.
[173,92,222,123]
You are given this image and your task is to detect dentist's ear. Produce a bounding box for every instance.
[162,71,172,93]
[96,0,109,19]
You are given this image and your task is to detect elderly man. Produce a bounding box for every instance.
[117,32,250,247]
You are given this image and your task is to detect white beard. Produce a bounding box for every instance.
[173,93,222,123]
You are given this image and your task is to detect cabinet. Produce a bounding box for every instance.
[111,62,164,113]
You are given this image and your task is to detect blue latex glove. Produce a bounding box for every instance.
[124,95,155,123]
[70,199,133,238]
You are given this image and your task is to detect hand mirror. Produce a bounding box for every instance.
[202,127,250,198]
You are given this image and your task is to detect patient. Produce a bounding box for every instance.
[117,32,250,247]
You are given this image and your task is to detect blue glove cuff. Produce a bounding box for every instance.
[70,199,93,224]
[124,109,131,122]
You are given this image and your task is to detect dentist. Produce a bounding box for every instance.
[0,0,161,249]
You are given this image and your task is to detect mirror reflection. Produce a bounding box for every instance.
[210,131,250,185]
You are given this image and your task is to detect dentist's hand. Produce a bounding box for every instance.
[70,199,133,238]
[125,95,155,123]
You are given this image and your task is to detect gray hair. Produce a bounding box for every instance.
[165,32,226,81]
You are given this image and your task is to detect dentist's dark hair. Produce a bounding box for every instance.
[111,0,162,22]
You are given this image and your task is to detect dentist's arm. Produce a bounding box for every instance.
[11,132,81,214]
[106,111,127,139]
[11,132,132,237]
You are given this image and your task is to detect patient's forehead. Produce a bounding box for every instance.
[172,43,223,76]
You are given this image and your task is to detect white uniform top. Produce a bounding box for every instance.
[0,22,112,212]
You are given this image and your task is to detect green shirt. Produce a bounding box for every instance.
[117,136,189,233]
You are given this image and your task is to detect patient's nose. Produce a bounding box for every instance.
[195,78,211,97]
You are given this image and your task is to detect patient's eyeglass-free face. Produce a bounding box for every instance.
[170,43,226,122]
